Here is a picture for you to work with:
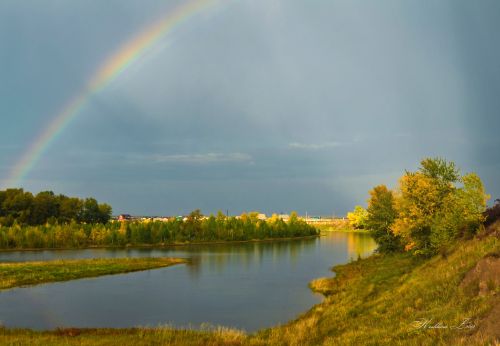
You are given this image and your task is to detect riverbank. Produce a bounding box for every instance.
[0,234,319,253]
[0,231,498,345]
[317,227,370,234]
[313,220,369,233]
[261,232,500,345]
[0,257,186,290]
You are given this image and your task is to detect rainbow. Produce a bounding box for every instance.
[4,0,220,188]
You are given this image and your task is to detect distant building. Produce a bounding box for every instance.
[152,217,170,222]
[278,214,290,222]
[118,214,132,221]
[257,213,267,220]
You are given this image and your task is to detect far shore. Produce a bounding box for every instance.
[319,228,370,233]
[315,225,370,233]
[0,234,320,253]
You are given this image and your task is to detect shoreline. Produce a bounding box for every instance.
[0,234,320,253]
[1,235,496,344]
[319,228,370,233]
[0,257,187,290]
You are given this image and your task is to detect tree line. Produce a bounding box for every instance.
[348,158,491,256]
[0,210,318,249]
[0,188,112,226]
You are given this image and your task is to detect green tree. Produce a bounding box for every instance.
[97,203,112,224]
[1,189,34,224]
[366,185,401,252]
[59,197,83,223]
[31,191,59,225]
[81,198,100,223]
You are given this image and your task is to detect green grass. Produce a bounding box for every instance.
[0,235,498,345]
[0,326,246,346]
[318,226,370,233]
[253,235,499,346]
[0,257,186,290]
[314,221,369,233]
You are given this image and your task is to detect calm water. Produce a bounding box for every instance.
[0,232,376,332]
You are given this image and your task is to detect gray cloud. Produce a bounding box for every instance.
[288,141,346,150]
[151,152,253,165]
[1,0,499,215]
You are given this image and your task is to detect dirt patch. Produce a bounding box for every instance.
[460,255,500,296]
[474,297,500,341]
[460,255,500,342]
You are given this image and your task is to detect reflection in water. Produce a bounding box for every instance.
[183,238,319,279]
[346,233,378,260]
[0,232,376,331]
[320,232,378,262]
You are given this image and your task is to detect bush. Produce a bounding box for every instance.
[484,199,500,227]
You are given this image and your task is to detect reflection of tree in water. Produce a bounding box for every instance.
[186,255,202,278]
[346,233,377,260]
[183,238,318,279]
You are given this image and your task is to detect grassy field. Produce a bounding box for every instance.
[0,231,498,345]
[0,257,186,290]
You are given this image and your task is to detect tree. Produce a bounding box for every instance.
[366,185,401,252]
[1,189,34,225]
[430,173,489,246]
[97,203,112,224]
[184,209,203,240]
[392,171,440,253]
[59,197,83,223]
[392,158,489,255]
[31,191,59,225]
[289,211,299,223]
[0,188,111,226]
[81,198,101,223]
[347,205,368,229]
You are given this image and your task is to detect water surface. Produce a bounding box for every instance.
[0,232,376,332]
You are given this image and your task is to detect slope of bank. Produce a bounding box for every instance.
[0,257,186,290]
[0,229,498,345]
[259,233,499,345]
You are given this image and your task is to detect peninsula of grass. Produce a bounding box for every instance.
[0,257,186,290]
[1,231,498,345]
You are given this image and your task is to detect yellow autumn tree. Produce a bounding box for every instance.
[392,158,489,255]
[347,205,368,229]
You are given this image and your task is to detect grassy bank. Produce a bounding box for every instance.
[260,234,499,345]
[312,219,369,233]
[0,257,186,290]
[1,233,498,345]
[316,225,369,233]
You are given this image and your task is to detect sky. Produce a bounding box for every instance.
[1,0,499,216]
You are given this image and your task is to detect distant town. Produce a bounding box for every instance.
[115,213,345,224]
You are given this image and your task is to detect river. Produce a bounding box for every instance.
[0,232,376,332]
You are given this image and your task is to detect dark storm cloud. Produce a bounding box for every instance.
[1,0,499,215]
